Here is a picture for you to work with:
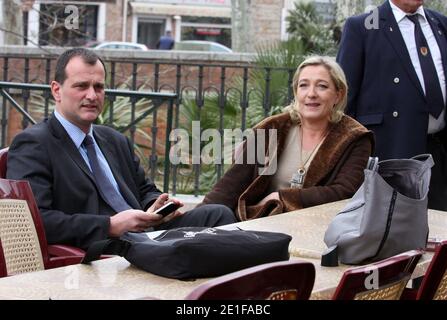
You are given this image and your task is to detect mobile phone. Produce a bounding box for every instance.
[153,201,179,217]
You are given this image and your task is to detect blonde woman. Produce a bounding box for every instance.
[200,56,374,221]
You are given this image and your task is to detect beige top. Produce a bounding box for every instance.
[269,124,323,192]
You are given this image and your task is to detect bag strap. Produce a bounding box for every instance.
[81,238,132,264]
[411,153,432,161]
[411,154,434,176]
[366,156,379,172]
[321,245,339,267]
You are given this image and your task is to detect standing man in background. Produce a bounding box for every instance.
[337,0,447,210]
[156,30,175,50]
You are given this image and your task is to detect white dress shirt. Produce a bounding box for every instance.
[54,110,124,195]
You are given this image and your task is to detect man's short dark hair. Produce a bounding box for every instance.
[54,48,107,84]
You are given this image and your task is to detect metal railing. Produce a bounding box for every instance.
[0,81,177,193]
[0,51,296,195]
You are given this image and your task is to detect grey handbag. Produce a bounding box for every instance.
[322,154,433,265]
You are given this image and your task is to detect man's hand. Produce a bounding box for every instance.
[108,194,184,237]
[147,193,184,219]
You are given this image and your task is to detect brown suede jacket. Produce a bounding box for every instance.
[201,112,374,221]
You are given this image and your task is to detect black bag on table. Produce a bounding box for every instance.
[82,227,292,279]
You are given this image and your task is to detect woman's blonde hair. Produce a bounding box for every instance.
[287,55,348,124]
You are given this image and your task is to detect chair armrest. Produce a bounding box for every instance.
[401,288,418,300]
[46,256,84,269]
[48,244,85,257]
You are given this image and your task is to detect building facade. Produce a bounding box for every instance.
[130,0,231,49]
[1,0,344,51]
[18,0,231,49]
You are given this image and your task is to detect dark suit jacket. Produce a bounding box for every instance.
[6,115,161,249]
[337,1,447,160]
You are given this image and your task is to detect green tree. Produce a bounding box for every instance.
[286,2,337,55]
[426,0,447,15]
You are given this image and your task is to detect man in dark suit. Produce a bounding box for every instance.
[6,48,236,250]
[337,0,447,210]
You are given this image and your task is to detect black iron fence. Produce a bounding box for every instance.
[0,81,176,194]
[0,51,296,195]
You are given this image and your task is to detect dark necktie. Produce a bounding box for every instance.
[83,135,131,212]
[407,14,445,118]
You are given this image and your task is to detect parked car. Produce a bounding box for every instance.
[174,41,232,53]
[86,41,149,51]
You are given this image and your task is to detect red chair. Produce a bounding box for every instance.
[0,240,7,277]
[332,250,423,300]
[0,147,7,179]
[401,240,447,300]
[0,179,83,277]
[185,260,315,300]
[0,148,85,258]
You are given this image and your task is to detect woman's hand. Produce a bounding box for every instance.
[256,192,280,207]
